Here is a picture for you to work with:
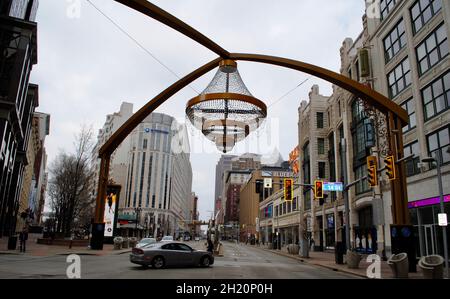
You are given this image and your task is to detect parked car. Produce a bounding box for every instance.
[160,235,174,242]
[136,238,157,248]
[194,237,200,242]
[130,242,214,269]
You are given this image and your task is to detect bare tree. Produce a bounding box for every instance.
[48,125,95,236]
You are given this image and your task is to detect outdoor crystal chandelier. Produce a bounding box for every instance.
[186,60,267,153]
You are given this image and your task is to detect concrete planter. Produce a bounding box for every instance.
[122,238,129,249]
[418,255,444,279]
[113,237,123,250]
[346,250,362,269]
[129,237,138,248]
[388,253,409,279]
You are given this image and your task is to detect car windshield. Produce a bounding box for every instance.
[139,238,155,244]
[162,236,173,240]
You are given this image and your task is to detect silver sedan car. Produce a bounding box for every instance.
[130,242,214,269]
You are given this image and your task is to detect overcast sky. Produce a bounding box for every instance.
[31,0,365,221]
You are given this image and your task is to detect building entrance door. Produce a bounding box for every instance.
[423,225,436,256]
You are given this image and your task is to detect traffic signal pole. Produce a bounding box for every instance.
[341,139,351,252]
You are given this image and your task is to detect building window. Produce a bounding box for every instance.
[338,100,341,117]
[427,125,450,165]
[303,142,310,185]
[293,197,297,211]
[354,165,370,195]
[317,112,324,129]
[143,138,148,149]
[411,0,442,34]
[351,99,374,160]
[401,98,416,133]
[318,138,325,155]
[380,0,397,20]
[404,141,421,176]
[318,162,326,179]
[422,71,450,120]
[383,19,407,63]
[328,134,336,182]
[416,23,449,76]
[388,58,411,98]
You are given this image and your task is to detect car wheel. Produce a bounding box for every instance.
[152,256,165,269]
[200,256,211,267]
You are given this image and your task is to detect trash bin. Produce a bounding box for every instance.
[335,242,345,264]
[129,237,137,248]
[346,250,362,269]
[8,236,17,250]
[113,237,123,250]
[418,255,444,279]
[388,253,409,278]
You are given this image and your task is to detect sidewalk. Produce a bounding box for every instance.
[0,234,131,257]
[245,243,424,279]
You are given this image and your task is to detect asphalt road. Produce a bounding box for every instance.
[0,242,358,279]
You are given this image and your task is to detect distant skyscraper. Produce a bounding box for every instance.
[214,155,236,219]
[92,102,134,204]
[119,113,192,238]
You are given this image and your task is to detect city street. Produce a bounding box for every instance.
[0,242,357,279]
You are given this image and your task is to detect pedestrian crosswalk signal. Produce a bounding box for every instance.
[384,155,396,180]
[284,179,293,202]
[314,180,324,199]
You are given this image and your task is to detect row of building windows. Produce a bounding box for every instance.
[388,58,412,98]
[417,23,448,75]
[422,70,450,120]
[273,197,298,217]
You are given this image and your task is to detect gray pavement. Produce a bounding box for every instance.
[0,241,359,279]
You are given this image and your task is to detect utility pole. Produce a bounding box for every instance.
[341,139,351,251]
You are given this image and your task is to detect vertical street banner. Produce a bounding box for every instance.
[104,185,121,237]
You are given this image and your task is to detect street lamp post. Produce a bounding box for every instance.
[422,152,449,278]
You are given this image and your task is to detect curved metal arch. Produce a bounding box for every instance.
[93,0,410,226]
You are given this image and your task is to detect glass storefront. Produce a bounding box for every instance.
[409,195,450,257]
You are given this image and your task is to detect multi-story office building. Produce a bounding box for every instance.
[240,165,293,242]
[16,112,49,229]
[214,155,235,223]
[0,0,39,237]
[92,102,133,203]
[119,113,193,239]
[32,112,50,225]
[364,0,450,258]
[283,0,450,258]
[214,153,260,225]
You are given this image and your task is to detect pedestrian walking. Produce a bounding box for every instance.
[19,226,29,253]
[206,238,214,254]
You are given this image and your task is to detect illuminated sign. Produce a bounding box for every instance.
[408,195,450,209]
[323,182,344,192]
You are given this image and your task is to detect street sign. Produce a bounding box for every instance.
[264,178,272,189]
[438,213,448,226]
[323,182,343,192]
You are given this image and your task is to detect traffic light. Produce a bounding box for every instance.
[284,179,293,201]
[384,155,396,180]
[314,180,324,199]
[367,166,377,187]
